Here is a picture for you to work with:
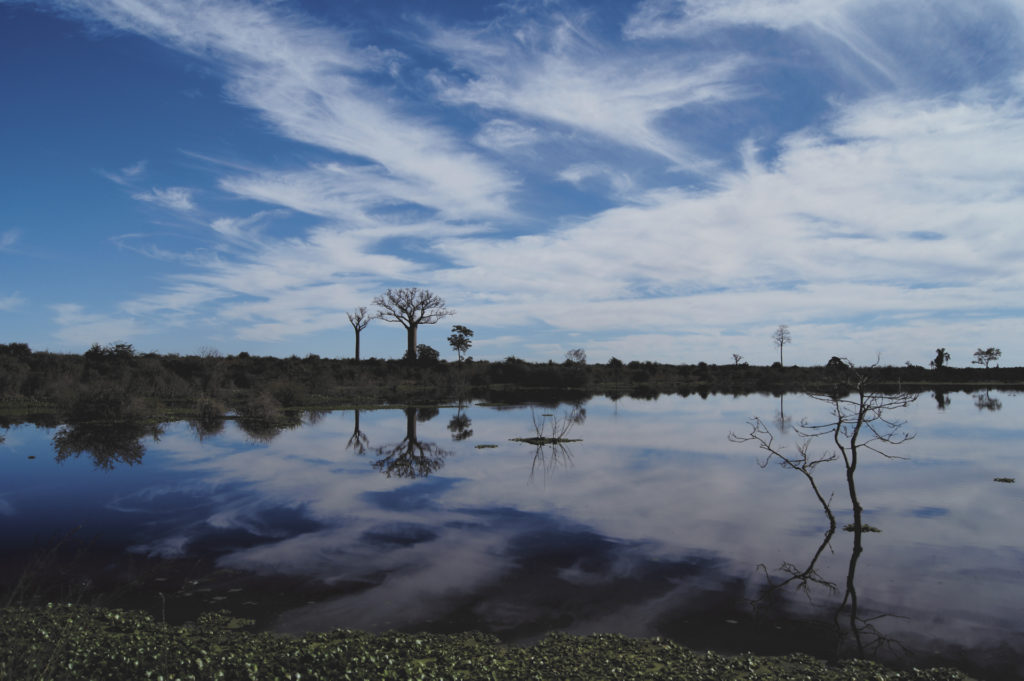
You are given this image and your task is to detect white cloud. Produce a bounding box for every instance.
[132,186,196,212]
[558,163,634,195]
[430,89,1024,361]
[625,0,1024,94]
[28,0,1024,363]
[0,293,25,311]
[430,15,748,168]
[52,303,149,347]
[473,119,542,152]
[102,159,147,185]
[0,230,18,251]
[62,0,515,222]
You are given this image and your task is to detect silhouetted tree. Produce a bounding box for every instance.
[772,325,792,364]
[448,325,473,363]
[416,344,440,364]
[565,348,587,365]
[733,361,917,658]
[972,347,1001,368]
[930,348,950,369]
[373,288,454,361]
[347,307,372,361]
[732,353,744,366]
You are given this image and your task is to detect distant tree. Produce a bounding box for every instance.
[373,288,454,361]
[972,347,1001,369]
[772,325,792,365]
[448,325,474,363]
[930,348,950,369]
[732,353,744,366]
[565,348,587,365]
[85,342,136,361]
[347,306,372,361]
[197,345,221,358]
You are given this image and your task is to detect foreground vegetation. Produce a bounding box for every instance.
[0,604,976,681]
[2,342,1020,428]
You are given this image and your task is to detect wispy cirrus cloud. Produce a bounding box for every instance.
[624,0,1024,93]
[22,0,1024,363]
[428,13,748,169]
[0,293,25,312]
[0,230,18,251]
[55,0,515,223]
[431,86,1024,362]
[102,159,147,185]
[132,186,196,212]
[52,303,149,346]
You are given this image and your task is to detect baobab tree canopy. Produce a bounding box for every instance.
[373,288,454,360]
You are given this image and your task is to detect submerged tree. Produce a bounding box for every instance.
[373,288,454,361]
[772,325,792,365]
[972,347,1001,369]
[732,361,917,658]
[347,307,372,361]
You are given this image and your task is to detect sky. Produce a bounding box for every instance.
[2,0,1023,366]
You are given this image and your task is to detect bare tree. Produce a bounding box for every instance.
[771,325,792,365]
[972,347,1001,368]
[732,362,917,658]
[347,307,371,361]
[373,288,454,361]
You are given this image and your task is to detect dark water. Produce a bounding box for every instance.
[1,392,1022,679]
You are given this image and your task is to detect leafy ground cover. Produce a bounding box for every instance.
[0,604,976,681]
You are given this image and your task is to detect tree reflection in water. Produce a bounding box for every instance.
[733,361,917,663]
[513,407,582,484]
[347,410,369,456]
[50,390,165,469]
[447,400,473,441]
[371,407,453,479]
[973,389,1002,412]
[52,420,164,470]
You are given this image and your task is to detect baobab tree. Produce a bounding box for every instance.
[373,288,454,361]
[772,324,792,364]
[347,306,371,361]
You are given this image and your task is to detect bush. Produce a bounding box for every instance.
[417,344,440,364]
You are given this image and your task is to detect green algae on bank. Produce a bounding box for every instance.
[0,604,976,681]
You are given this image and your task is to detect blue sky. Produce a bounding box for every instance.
[2,0,1023,365]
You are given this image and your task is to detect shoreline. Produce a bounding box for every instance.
[0,603,980,680]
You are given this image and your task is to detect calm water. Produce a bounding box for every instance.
[1,392,1022,679]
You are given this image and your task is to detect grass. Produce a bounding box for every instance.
[0,604,978,681]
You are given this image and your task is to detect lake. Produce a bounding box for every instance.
[1,390,1022,679]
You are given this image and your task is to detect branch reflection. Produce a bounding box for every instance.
[734,361,917,663]
[371,407,453,479]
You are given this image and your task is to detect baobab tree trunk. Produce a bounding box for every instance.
[406,323,417,361]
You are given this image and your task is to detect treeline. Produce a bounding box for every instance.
[2,342,1022,426]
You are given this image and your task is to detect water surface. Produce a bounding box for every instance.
[1,391,1021,679]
